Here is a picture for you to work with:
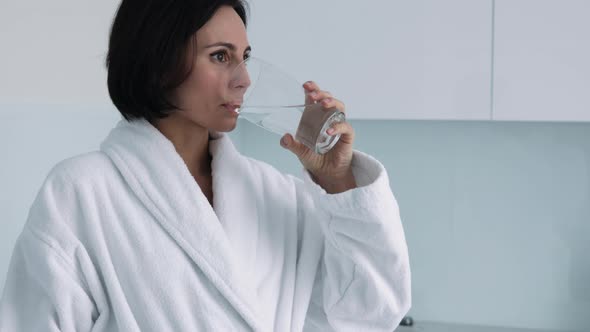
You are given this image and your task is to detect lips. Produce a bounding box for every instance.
[222,101,242,114]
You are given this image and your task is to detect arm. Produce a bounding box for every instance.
[302,151,411,331]
[0,225,97,332]
[282,81,410,330]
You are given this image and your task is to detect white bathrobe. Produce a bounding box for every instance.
[0,119,411,332]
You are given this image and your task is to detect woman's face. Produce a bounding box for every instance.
[171,6,251,132]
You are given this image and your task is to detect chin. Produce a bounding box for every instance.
[212,118,238,133]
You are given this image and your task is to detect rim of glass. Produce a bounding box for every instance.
[234,56,313,109]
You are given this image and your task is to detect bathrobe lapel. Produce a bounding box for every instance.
[100,119,266,331]
[209,132,262,287]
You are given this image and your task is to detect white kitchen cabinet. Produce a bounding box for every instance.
[493,0,590,122]
[247,0,493,120]
[0,1,121,107]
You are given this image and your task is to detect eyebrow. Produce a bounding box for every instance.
[204,42,251,53]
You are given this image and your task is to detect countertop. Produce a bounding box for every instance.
[395,321,579,332]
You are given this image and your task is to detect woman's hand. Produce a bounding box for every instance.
[280,81,357,194]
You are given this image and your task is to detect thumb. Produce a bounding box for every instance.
[280,134,308,158]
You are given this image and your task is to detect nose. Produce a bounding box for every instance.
[230,60,251,91]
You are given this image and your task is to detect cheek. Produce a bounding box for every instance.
[185,69,225,103]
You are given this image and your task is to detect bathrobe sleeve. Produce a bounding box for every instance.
[300,150,411,332]
[0,173,97,332]
[0,226,97,332]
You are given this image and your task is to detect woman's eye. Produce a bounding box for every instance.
[212,51,229,63]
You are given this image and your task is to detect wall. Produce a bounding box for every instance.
[237,119,590,331]
[1,109,589,331]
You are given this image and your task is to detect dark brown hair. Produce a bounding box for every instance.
[106,0,248,121]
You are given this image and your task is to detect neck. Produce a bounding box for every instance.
[152,114,211,179]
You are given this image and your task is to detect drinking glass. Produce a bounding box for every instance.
[230,57,345,154]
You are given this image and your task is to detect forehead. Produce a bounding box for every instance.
[196,6,248,48]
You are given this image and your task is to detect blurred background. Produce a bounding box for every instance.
[1,1,589,331]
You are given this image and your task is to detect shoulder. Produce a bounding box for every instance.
[22,152,117,261]
[28,151,119,228]
[44,151,118,189]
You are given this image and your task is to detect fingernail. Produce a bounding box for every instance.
[310,91,318,98]
[327,128,335,135]
[280,136,288,147]
[322,98,331,104]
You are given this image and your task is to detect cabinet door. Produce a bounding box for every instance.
[0,0,120,107]
[247,0,493,120]
[493,0,590,122]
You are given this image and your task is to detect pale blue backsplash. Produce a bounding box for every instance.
[235,119,590,331]
[1,107,589,331]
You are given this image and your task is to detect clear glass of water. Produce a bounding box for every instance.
[231,57,345,154]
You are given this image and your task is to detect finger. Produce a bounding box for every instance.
[326,121,355,144]
[303,81,320,92]
[320,97,346,113]
[303,81,321,105]
[280,133,309,157]
[307,90,333,105]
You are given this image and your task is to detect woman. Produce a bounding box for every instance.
[0,0,411,331]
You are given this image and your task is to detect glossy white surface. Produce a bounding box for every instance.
[248,0,493,120]
[0,0,120,107]
[0,0,494,120]
[493,0,590,122]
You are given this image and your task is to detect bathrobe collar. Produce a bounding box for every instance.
[100,119,266,331]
